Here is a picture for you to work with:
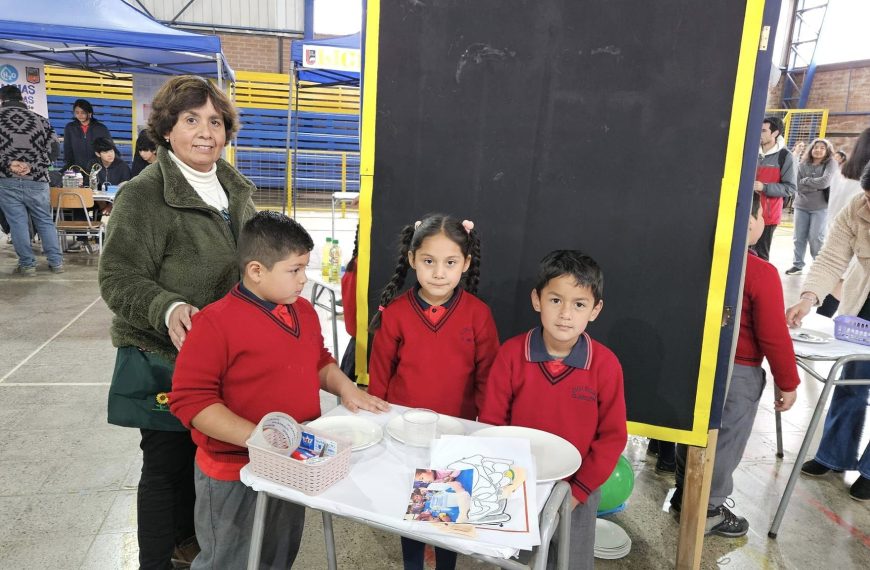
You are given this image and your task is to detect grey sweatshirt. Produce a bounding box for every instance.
[794,159,838,211]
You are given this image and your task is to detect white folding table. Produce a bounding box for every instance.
[242,405,574,569]
[768,312,870,538]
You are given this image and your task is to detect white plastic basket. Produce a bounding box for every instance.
[247,412,351,496]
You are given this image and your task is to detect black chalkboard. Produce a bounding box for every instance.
[362,0,775,439]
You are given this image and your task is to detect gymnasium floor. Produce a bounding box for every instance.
[1,220,869,569]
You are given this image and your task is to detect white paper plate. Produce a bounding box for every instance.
[306,416,383,452]
[471,425,581,482]
[385,414,465,445]
[789,328,834,344]
[595,518,631,549]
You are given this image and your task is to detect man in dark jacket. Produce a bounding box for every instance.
[0,85,64,274]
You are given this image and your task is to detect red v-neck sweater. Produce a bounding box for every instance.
[479,331,627,502]
[170,287,335,480]
[368,289,500,420]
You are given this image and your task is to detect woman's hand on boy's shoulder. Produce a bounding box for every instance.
[340,383,390,414]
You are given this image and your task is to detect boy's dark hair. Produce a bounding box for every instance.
[72,98,95,117]
[93,137,116,154]
[370,213,481,330]
[0,85,22,102]
[763,116,785,138]
[134,131,158,153]
[237,211,314,273]
[534,250,604,304]
[751,190,762,219]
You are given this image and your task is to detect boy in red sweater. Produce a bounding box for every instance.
[479,250,627,570]
[670,192,799,537]
[169,211,388,569]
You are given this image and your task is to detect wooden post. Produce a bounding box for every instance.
[675,429,718,570]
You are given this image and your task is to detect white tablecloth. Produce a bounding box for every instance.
[792,313,870,359]
[240,405,557,559]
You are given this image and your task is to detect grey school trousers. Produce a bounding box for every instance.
[191,463,305,570]
[676,364,766,509]
[544,488,600,570]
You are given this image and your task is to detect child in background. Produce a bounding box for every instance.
[169,211,388,569]
[340,225,359,381]
[369,214,500,570]
[479,250,627,570]
[670,192,799,537]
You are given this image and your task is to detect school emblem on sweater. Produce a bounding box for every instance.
[153,392,170,412]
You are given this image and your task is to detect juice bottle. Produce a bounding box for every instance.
[321,237,332,279]
[329,239,341,284]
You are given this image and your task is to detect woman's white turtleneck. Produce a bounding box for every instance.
[168,150,228,211]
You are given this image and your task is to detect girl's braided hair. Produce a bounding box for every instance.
[369,214,481,330]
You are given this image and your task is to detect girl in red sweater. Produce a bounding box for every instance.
[368,214,500,570]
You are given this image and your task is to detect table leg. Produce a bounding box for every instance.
[322,511,338,570]
[246,491,269,569]
[775,411,784,458]
[557,486,571,570]
[768,367,839,538]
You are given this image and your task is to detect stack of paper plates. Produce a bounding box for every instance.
[594,518,631,559]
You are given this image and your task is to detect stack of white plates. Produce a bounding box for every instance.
[594,518,631,559]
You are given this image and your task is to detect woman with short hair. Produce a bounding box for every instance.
[99,75,257,569]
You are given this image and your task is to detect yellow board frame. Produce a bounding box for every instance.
[356,0,767,445]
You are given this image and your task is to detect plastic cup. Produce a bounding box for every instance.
[402,408,439,447]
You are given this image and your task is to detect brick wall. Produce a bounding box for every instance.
[213,33,293,74]
[768,61,870,152]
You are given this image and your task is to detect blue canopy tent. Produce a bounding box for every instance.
[0,0,233,80]
[290,33,360,86]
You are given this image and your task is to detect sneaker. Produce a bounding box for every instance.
[669,502,681,523]
[67,241,82,252]
[13,264,36,276]
[706,503,749,537]
[849,476,870,502]
[801,458,843,477]
[785,266,803,275]
[668,487,682,522]
[49,265,65,274]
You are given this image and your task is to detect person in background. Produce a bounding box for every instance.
[785,138,838,276]
[0,84,64,275]
[786,161,870,502]
[835,150,848,166]
[92,137,132,188]
[339,224,359,381]
[816,127,870,317]
[672,192,799,537]
[753,116,797,261]
[99,75,259,570]
[63,98,112,172]
[132,131,159,177]
[792,140,806,161]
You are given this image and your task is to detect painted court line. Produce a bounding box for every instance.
[0,296,102,384]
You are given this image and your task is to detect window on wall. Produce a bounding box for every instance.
[314,0,361,35]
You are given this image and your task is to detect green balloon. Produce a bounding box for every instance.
[598,455,635,511]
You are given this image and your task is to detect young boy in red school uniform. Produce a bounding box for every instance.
[479,250,627,570]
[169,211,388,569]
